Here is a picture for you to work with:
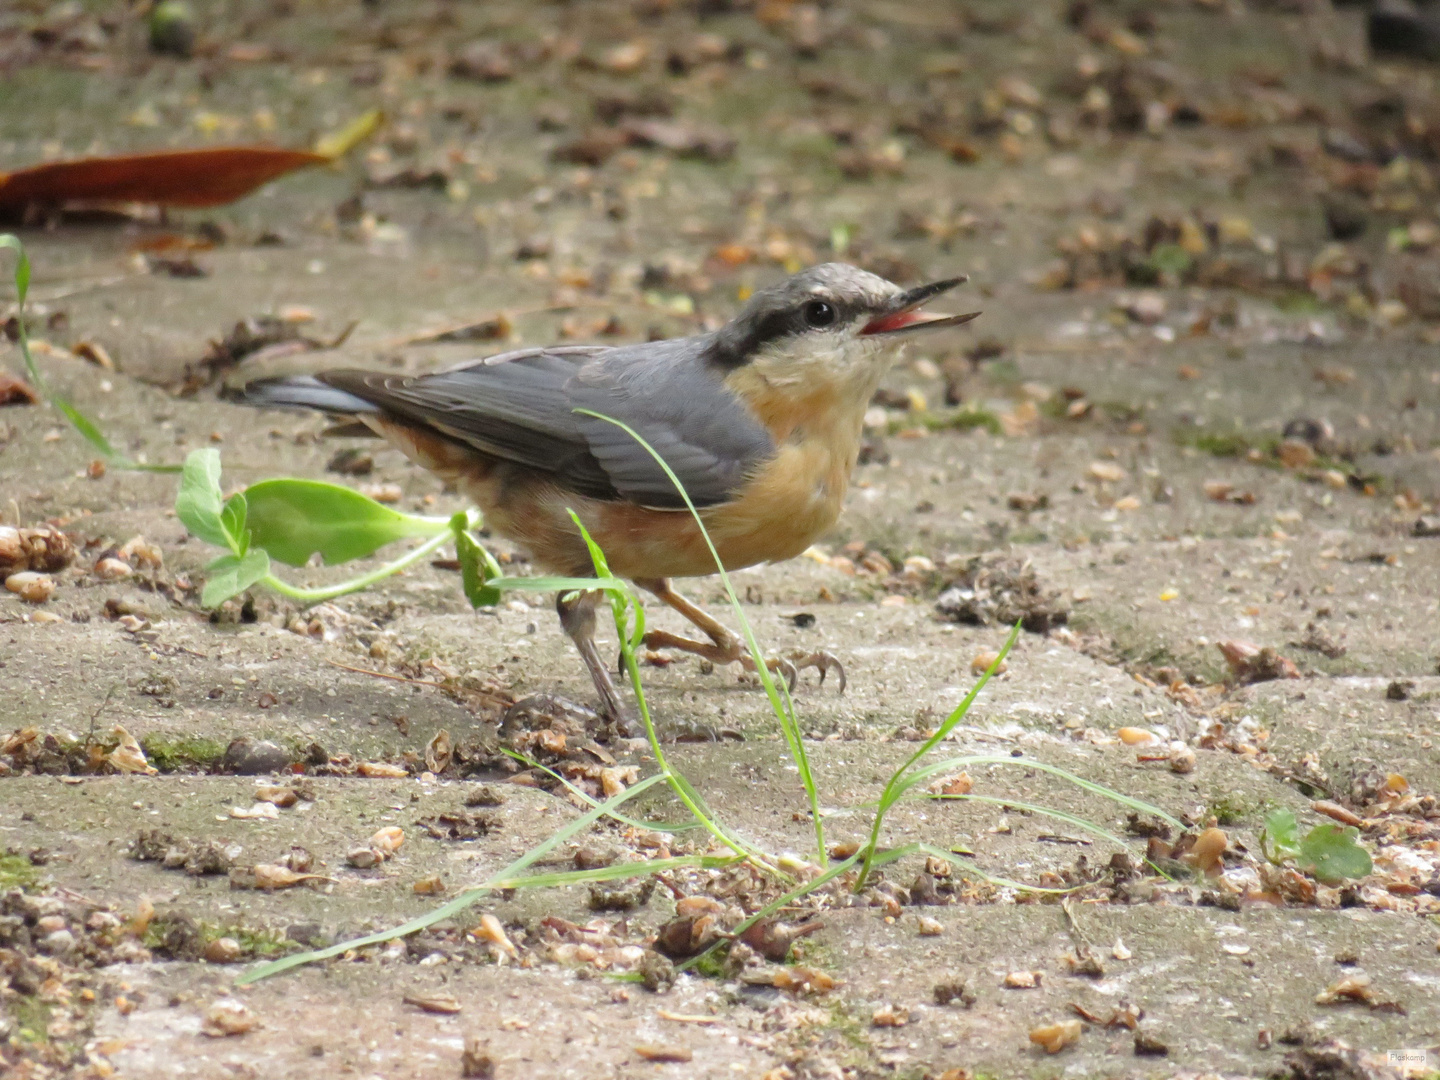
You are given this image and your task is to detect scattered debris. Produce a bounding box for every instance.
[403,991,463,1015]
[201,997,258,1037]
[0,373,39,405]
[1029,1019,1082,1054]
[1218,641,1300,684]
[635,1044,693,1064]
[346,826,404,869]
[936,555,1068,633]
[0,525,75,573]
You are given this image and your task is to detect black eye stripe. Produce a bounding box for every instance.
[705,292,853,367]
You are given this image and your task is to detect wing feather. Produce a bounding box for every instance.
[305,338,774,509]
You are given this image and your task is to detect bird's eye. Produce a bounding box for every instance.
[801,300,837,328]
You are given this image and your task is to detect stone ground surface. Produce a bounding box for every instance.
[2,1,1440,1077]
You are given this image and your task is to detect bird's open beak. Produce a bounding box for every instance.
[860,275,981,336]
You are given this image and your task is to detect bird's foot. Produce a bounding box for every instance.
[736,651,798,691]
[640,629,845,694]
[783,649,847,693]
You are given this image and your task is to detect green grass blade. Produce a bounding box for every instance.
[2,234,178,472]
[913,844,1076,895]
[236,772,669,984]
[561,509,777,871]
[919,793,1144,856]
[855,624,1021,889]
[487,853,742,891]
[573,408,826,864]
[897,754,1183,829]
[500,747,702,834]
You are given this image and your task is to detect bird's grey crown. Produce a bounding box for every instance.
[706,262,903,368]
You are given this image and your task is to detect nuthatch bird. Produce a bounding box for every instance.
[246,263,977,723]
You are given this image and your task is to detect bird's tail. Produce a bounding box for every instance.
[243,375,380,415]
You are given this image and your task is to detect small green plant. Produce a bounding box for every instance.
[1146,242,1192,280]
[0,852,42,891]
[1,234,179,473]
[1208,792,1261,827]
[174,447,493,608]
[236,417,1182,986]
[1261,808,1372,884]
[1176,427,1259,459]
[911,404,1003,436]
[6,235,1185,989]
[138,734,230,773]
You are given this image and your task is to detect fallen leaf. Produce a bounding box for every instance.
[357,761,408,778]
[1187,827,1228,875]
[1315,974,1378,1006]
[233,863,333,890]
[403,992,462,1015]
[71,341,113,369]
[0,373,39,405]
[871,1004,909,1027]
[0,147,328,213]
[254,785,297,808]
[0,111,379,215]
[109,725,157,775]
[402,315,512,346]
[929,772,974,798]
[738,917,823,962]
[229,802,279,820]
[475,913,518,959]
[370,826,404,856]
[635,1044,693,1063]
[1311,800,1363,827]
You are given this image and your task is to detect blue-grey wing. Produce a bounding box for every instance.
[313,348,618,499]
[568,342,774,509]
[251,338,774,509]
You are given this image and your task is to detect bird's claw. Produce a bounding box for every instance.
[771,656,799,692]
[785,650,847,693]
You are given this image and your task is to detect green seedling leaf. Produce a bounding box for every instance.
[242,478,444,567]
[201,549,271,608]
[175,449,234,551]
[221,493,249,556]
[1261,809,1302,864]
[1298,823,1372,884]
[454,526,501,607]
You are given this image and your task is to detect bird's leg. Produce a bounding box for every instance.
[555,589,633,731]
[635,578,845,692]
